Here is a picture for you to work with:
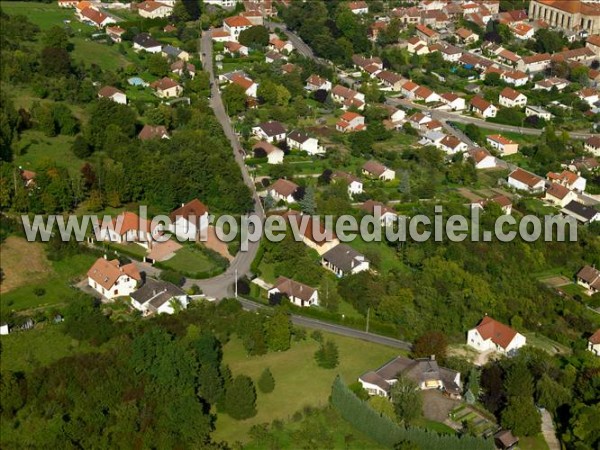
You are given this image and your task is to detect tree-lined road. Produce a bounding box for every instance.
[196,31,264,299]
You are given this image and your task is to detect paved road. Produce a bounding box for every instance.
[237,297,412,350]
[197,31,265,299]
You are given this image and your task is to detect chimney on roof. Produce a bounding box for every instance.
[430,355,435,361]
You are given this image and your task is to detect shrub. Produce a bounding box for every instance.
[258,368,275,394]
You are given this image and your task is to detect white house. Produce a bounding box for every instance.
[331,85,365,110]
[414,86,440,103]
[138,1,173,18]
[561,201,600,225]
[439,135,468,154]
[578,88,599,107]
[468,148,498,169]
[362,161,395,181]
[584,136,600,157]
[98,86,127,104]
[467,316,526,357]
[268,276,319,307]
[470,96,497,118]
[545,183,577,207]
[588,329,600,356]
[268,179,298,203]
[487,135,519,156]
[348,0,369,14]
[252,121,286,143]
[130,278,190,316]
[87,257,141,300]
[321,244,369,277]
[224,40,249,56]
[525,105,554,121]
[501,70,529,87]
[150,77,183,98]
[230,74,258,98]
[439,92,466,111]
[253,141,285,164]
[499,87,527,108]
[547,170,587,192]
[332,171,363,196]
[508,168,545,193]
[336,111,366,133]
[99,211,159,248]
[305,74,332,92]
[133,33,162,53]
[286,130,325,155]
[79,7,116,28]
[361,200,398,227]
[168,199,209,241]
[223,15,252,41]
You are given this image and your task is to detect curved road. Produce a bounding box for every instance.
[195,31,264,299]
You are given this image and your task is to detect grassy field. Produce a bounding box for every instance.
[13,130,82,176]
[0,237,52,294]
[71,37,131,72]
[1,238,98,312]
[0,324,102,372]
[520,434,551,450]
[213,333,403,443]
[1,1,72,29]
[524,332,571,355]
[160,245,219,274]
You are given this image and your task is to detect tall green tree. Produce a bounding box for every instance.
[266,309,292,351]
[225,375,257,420]
[258,367,275,393]
[390,374,422,424]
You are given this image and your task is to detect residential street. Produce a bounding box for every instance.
[237,297,412,350]
[197,31,264,299]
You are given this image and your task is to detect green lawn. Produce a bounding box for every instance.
[13,130,82,176]
[160,245,220,275]
[524,332,571,355]
[2,252,98,313]
[414,418,456,435]
[0,324,102,372]
[213,333,403,443]
[70,37,131,72]
[1,1,72,29]
[520,434,550,450]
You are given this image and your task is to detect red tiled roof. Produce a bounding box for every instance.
[170,199,208,222]
[87,258,141,290]
[475,316,518,349]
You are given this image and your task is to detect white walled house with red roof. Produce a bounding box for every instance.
[267,277,319,307]
[138,1,173,19]
[87,257,142,300]
[336,112,366,133]
[508,168,545,193]
[467,316,526,356]
[499,87,527,108]
[588,329,600,356]
[439,93,466,111]
[223,15,252,41]
[150,77,183,98]
[98,86,127,104]
[168,199,209,241]
[99,211,160,248]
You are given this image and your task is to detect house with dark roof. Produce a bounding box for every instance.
[362,161,396,181]
[321,244,369,277]
[87,257,141,299]
[584,135,600,156]
[561,201,600,224]
[576,265,600,296]
[267,276,318,307]
[286,130,325,155]
[268,179,299,203]
[494,430,519,450]
[252,121,287,143]
[467,316,526,356]
[138,125,170,141]
[168,199,209,241]
[359,355,462,398]
[98,86,127,104]
[133,32,162,53]
[150,77,183,98]
[283,211,340,255]
[130,278,189,315]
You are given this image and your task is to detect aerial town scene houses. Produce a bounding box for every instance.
[0,0,599,449]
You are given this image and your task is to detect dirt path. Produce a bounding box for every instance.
[540,409,561,450]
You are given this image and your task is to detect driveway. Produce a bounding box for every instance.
[421,390,460,422]
[540,409,561,450]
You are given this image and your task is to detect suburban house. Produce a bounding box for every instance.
[507,168,545,193]
[332,171,363,196]
[468,148,498,169]
[252,121,287,143]
[138,125,170,140]
[352,55,383,77]
[268,179,298,203]
[361,200,398,226]
[376,70,405,91]
[348,0,369,14]
[441,45,463,62]
[544,183,577,207]
[362,161,395,181]
[457,27,478,44]
[267,276,319,307]
[512,22,534,39]
[168,198,209,241]
[578,88,599,106]
[588,329,600,356]
[106,25,126,42]
[525,105,553,121]
[439,135,468,154]
[283,211,340,255]
[486,135,519,156]
[223,15,252,41]
[415,24,439,43]
[305,74,332,92]
[99,211,159,248]
[265,51,286,63]
[576,265,600,296]
[230,73,258,97]
[79,7,116,28]
[331,85,365,110]
[20,169,37,188]
[472,195,513,215]
[408,112,432,130]
[286,130,325,155]
[336,111,366,133]
[321,244,369,277]
[171,60,196,78]
[130,278,190,315]
[401,80,420,99]
[87,257,141,300]
[359,355,462,398]
[269,36,294,53]
[467,316,526,356]
[98,86,127,104]
[224,41,249,56]
[561,201,600,224]
[584,136,600,156]
[414,86,440,103]
[547,170,587,192]
[150,77,183,98]
[534,77,569,91]
[133,33,162,53]
[470,96,497,118]
[439,92,466,111]
[161,45,189,61]
[137,1,173,18]
[406,37,429,55]
[253,141,284,164]
[494,430,519,450]
[498,87,527,108]
[518,53,551,72]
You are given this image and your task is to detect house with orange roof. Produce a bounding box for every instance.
[546,169,586,192]
[98,86,127,104]
[106,25,126,43]
[223,15,252,41]
[268,179,299,203]
[331,85,365,110]
[348,1,368,14]
[224,41,249,56]
[150,77,183,98]
[544,182,577,207]
[467,147,498,169]
[508,168,545,193]
[456,27,479,44]
[588,329,600,355]
[168,199,209,241]
[501,70,529,87]
[335,111,366,133]
[511,22,534,40]
[467,316,526,356]
[587,34,600,57]
[137,1,173,18]
[486,134,519,155]
[99,211,159,247]
[415,24,438,43]
[499,87,527,108]
[87,256,142,299]
[470,96,498,118]
[79,7,116,28]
